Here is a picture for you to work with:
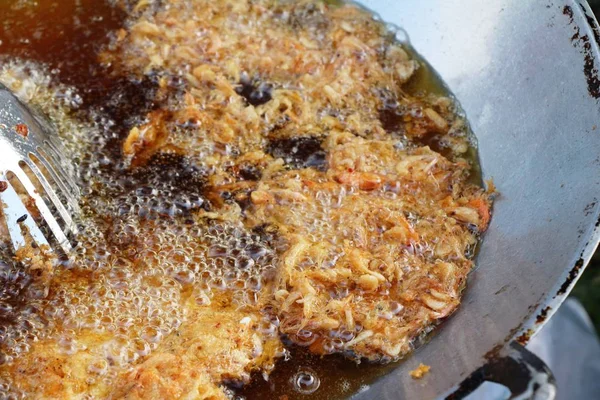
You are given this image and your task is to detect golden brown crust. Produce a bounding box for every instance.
[112,305,280,400]
[107,0,471,183]
[238,142,488,360]
[1,302,281,399]
[115,355,227,400]
[1,331,117,399]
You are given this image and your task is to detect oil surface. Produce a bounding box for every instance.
[0,1,483,399]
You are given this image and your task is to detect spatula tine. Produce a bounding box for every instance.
[0,177,50,251]
[0,83,79,255]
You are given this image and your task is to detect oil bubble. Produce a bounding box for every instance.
[291,369,320,395]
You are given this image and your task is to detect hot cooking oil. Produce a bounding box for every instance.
[0,1,485,399]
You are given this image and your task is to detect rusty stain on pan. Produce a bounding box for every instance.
[557,257,586,295]
[535,306,553,324]
[564,5,600,98]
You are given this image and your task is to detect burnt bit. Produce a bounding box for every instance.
[0,181,7,193]
[557,257,585,295]
[535,306,552,324]
[580,35,600,99]
[229,163,263,181]
[563,5,600,99]
[267,136,328,171]
[206,182,257,212]
[238,165,262,181]
[233,191,253,212]
[235,75,273,106]
[584,199,597,216]
[14,124,29,137]
[563,5,574,23]
[515,329,534,346]
[494,284,510,295]
[581,3,600,47]
[16,214,28,223]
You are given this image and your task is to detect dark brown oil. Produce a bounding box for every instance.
[403,46,483,186]
[0,0,125,98]
[235,345,399,400]
[0,2,483,399]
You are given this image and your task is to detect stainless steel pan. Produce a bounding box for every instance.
[1,1,598,399]
[352,0,600,398]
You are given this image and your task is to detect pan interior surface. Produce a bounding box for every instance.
[354,0,600,398]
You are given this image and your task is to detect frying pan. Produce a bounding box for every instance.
[0,1,598,399]
[350,0,600,398]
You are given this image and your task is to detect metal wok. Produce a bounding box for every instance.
[352,0,600,399]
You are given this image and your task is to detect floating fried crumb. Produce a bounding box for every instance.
[409,363,431,379]
[485,178,497,195]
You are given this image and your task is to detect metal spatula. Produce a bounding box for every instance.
[0,83,79,254]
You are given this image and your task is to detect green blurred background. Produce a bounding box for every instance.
[573,253,600,333]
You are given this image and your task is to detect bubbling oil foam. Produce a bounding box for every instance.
[0,62,280,397]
